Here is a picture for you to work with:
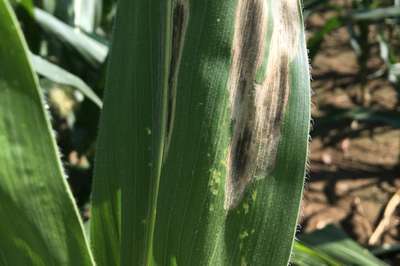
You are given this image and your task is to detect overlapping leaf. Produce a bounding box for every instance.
[0,0,94,264]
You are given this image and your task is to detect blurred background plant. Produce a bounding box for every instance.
[8,0,400,264]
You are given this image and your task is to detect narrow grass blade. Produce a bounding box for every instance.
[372,243,400,257]
[351,6,400,21]
[73,0,102,33]
[31,53,102,108]
[10,0,32,11]
[312,107,400,137]
[299,225,387,266]
[0,0,94,264]
[38,0,55,14]
[92,0,310,265]
[308,17,343,62]
[292,241,341,266]
[33,7,108,66]
[303,0,329,10]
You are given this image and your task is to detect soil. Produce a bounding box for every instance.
[299,4,400,259]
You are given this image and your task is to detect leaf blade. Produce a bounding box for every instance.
[90,0,171,264]
[0,0,94,264]
[31,53,102,108]
[33,7,108,67]
[92,0,311,265]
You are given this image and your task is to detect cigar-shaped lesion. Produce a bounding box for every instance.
[164,0,189,161]
[225,0,301,210]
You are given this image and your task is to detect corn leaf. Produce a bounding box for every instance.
[90,0,170,264]
[351,6,400,21]
[73,0,102,33]
[308,16,343,62]
[299,225,387,266]
[292,241,341,266]
[33,7,108,67]
[9,0,32,11]
[0,0,94,264]
[31,53,102,108]
[92,0,310,265]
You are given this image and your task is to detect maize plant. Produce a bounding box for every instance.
[0,0,310,265]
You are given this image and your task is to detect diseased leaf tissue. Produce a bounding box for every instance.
[225,0,301,209]
[167,0,301,210]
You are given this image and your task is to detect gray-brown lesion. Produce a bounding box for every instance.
[164,0,189,162]
[225,0,300,210]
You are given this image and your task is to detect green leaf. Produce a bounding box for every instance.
[372,243,400,258]
[351,6,400,21]
[312,107,400,137]
[33,7,108,67]
[90,0,170,264]
[299,225,388,266]
[9,0,32,12]
[303,0,329,10]
[308,16,343,62]
[292,241,341,266]
[92,0,310,265]
[36,0,55,14]
[73,0,102,33]
[31,53,102,108]
[0,0,94,264]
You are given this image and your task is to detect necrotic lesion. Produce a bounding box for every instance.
[164,0,189,162]
[225,0,300,210]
